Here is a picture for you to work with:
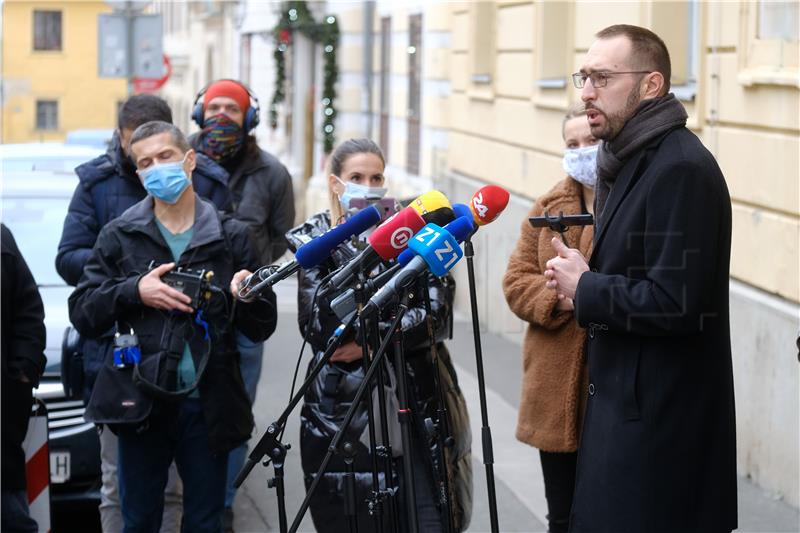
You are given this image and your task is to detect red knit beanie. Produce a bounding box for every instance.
[203,80,250,113]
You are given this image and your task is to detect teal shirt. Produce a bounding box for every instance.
[155,219,199,398]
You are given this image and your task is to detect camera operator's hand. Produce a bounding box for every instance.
[230,269,253,297]
[138,262,194,313]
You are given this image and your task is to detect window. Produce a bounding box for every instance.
[33,10,62,51]
[406,14,422,176]
[379,16,391,161]
[36,100,58,130]
[651,0,700,100]
[758,1,799,41]
[739,1,799,87]
[470,2,496,87]
[533,1,573,108]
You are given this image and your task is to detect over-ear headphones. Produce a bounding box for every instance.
[191,79,260,132]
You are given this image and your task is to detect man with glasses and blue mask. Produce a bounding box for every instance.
[69,121,277,533]
[544,25,736,532]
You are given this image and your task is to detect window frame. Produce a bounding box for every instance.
[32,10,63,52]
[738,1,800,88]
[35,100,59,131]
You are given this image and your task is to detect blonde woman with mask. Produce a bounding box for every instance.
[502,105,597,533]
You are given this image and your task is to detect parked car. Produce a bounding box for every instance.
[0,143,104,173]
[65,129,114,149]
[1,170,101,507]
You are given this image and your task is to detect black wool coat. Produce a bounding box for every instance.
[571,126,737,533]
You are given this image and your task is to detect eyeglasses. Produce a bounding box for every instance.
[572,71,652,89]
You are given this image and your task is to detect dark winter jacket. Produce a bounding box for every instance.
[1,224,47,491]
[57,131,231,286]
[570,126,737,532]
[68,195,277,453]
[287,212,472,532]
[55,131,231,399]
[190,135,295,265]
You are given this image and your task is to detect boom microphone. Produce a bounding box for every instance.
[237,205,382,301]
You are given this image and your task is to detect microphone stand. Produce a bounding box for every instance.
[419,277,455,533]
[364,296,401,533]
[233,312,359,533]
[389,292,419,533]
[463,231,500,533]
[353,274,387,533]
[289,296,410,533]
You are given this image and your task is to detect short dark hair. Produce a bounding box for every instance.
[118,94,173,131]
[596,24,671,94]
[130,121,191,153]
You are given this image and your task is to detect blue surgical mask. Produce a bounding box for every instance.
[336,177,388,211]
[140,154,191,204]
[562,144,599,188]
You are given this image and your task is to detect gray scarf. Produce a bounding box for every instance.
[595,93,688,227]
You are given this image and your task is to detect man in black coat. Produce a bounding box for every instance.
[68,121,277,532]
[56,94,232,533]
[544,25,736,532]
[1,224,47,533]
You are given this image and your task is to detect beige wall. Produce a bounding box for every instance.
[326,0,800,507]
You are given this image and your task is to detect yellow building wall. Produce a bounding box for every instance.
[446,0,800,303]
[2,0,126,143]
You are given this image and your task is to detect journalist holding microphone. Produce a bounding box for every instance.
[284,138,472,532]
[502,104,597,533]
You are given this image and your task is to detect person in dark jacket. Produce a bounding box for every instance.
[287,138,472,532]
[545,25,736,532]
[68,121,277,533]
[56,94,231,533]
[188,79,295,526]
[1,224,47,533]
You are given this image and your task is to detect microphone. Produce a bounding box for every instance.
[469,184,510,226]
[408,190,455,227]
[321,206,426,297]
[362,217,474,316]
[237,205,382,301]
[328,213,473,319]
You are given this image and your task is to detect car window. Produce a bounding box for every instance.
[1,196,69,286]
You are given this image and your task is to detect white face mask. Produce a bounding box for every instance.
[562,144,599,188]
[335,177,388,210]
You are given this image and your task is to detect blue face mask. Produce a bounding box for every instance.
[336,177,388,211]
[140,154,191,204]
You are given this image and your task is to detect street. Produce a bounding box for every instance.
[232,279,800,533]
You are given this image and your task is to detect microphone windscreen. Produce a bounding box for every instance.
[397,215,474,267]
[368,206,426,260]
[452,203,475,229]
[446,216,476,242]
[295,205,382,268]
[408,190,451,216]
[470,185,510,226]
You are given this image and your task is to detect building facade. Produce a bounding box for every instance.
[1,0,126,143]
[301,0,799,509]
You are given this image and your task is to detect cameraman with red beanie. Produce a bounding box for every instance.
[189,79,295,532]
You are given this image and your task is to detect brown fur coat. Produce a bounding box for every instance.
[502,177,593,452]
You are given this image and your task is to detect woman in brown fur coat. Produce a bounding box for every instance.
[502,106,597,533]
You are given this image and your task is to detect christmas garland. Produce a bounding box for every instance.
[270,1,340,153]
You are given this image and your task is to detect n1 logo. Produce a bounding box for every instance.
[414,226,441,246]
[472,193,488,219]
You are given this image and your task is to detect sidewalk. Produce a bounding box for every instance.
[232,280,799,532]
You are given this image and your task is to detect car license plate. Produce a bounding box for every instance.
[49,451,70,483]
